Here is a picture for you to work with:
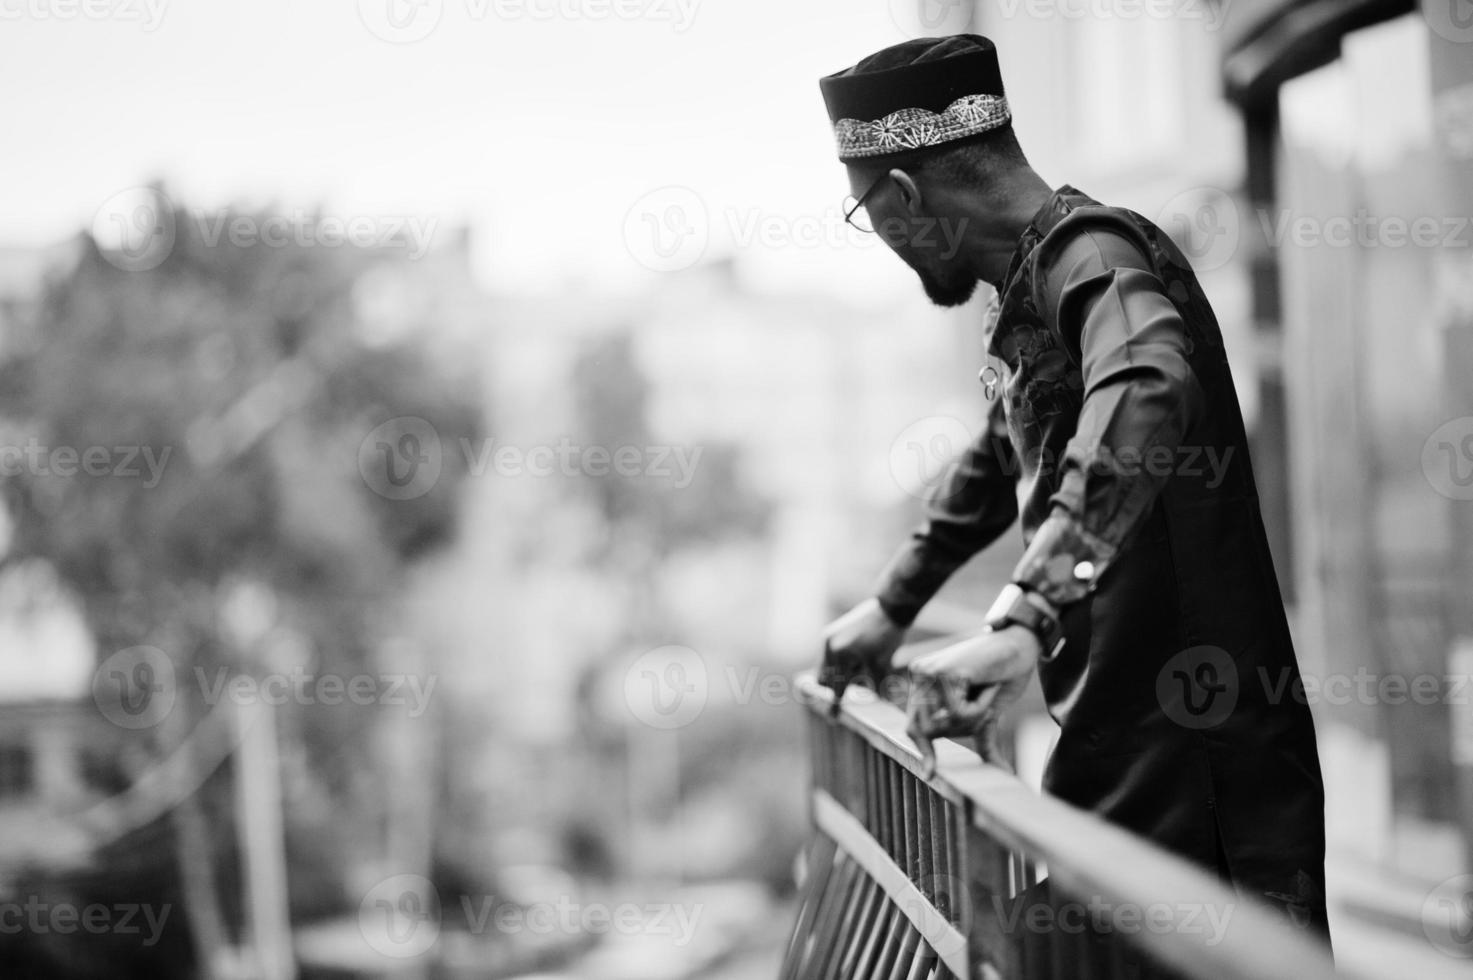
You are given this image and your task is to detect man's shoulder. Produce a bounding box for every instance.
[1030,204,1159,289]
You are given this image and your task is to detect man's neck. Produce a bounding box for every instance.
[967,169,1055,288]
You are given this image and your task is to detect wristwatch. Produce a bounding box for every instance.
[984,583,1066,662]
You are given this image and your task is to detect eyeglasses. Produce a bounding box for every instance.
[842,173,888,234]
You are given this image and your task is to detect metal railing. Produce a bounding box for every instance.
[780,669,1353,980]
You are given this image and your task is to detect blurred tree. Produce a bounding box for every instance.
[566,328,785,885]
[0,186,483,974]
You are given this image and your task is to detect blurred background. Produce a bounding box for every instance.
[0,0,1471,976]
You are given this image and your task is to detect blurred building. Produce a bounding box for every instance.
[962,0,1473,958]
[1216,0,1473,897]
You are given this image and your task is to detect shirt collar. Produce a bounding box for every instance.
[990,184,1081,294]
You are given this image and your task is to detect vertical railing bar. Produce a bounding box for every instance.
[905,945,937,980]
[808,853,860,980]
[879,754,894,857]
[780,837,836,980]
[853,891,899,979]
[890,757,906,865]
[914,775,933,892]
[901,767,920,885]
[928,785,949,920]
[885,916,924,980]
[871,903,910,980]
[832,872,885,980]
[944,802,961,927]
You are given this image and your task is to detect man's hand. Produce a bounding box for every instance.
[905,625,1040,772]
[820,597,906,711]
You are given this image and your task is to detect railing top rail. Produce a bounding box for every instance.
[796,670,1358,980]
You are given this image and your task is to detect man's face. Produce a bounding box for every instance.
[848,166,978,308]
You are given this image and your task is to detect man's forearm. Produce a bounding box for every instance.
[875,400,1020,626]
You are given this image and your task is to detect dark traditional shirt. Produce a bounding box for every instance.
[876,186,1330,938]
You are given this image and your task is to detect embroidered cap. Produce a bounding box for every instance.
[819,35,1010,163]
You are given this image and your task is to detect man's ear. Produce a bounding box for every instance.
[888,169,923,215]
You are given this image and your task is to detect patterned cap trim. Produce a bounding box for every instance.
[833,94,1011,161]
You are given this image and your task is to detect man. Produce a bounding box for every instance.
[817,34,1330,941]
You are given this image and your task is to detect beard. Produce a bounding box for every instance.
[916,265,979,308]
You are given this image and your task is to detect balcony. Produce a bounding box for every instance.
[779,669,1351,980]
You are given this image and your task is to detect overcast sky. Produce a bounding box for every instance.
[3,0,967,298]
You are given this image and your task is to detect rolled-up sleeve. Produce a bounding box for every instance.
[1010,224,1205,608]
[876,397,1020,626]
